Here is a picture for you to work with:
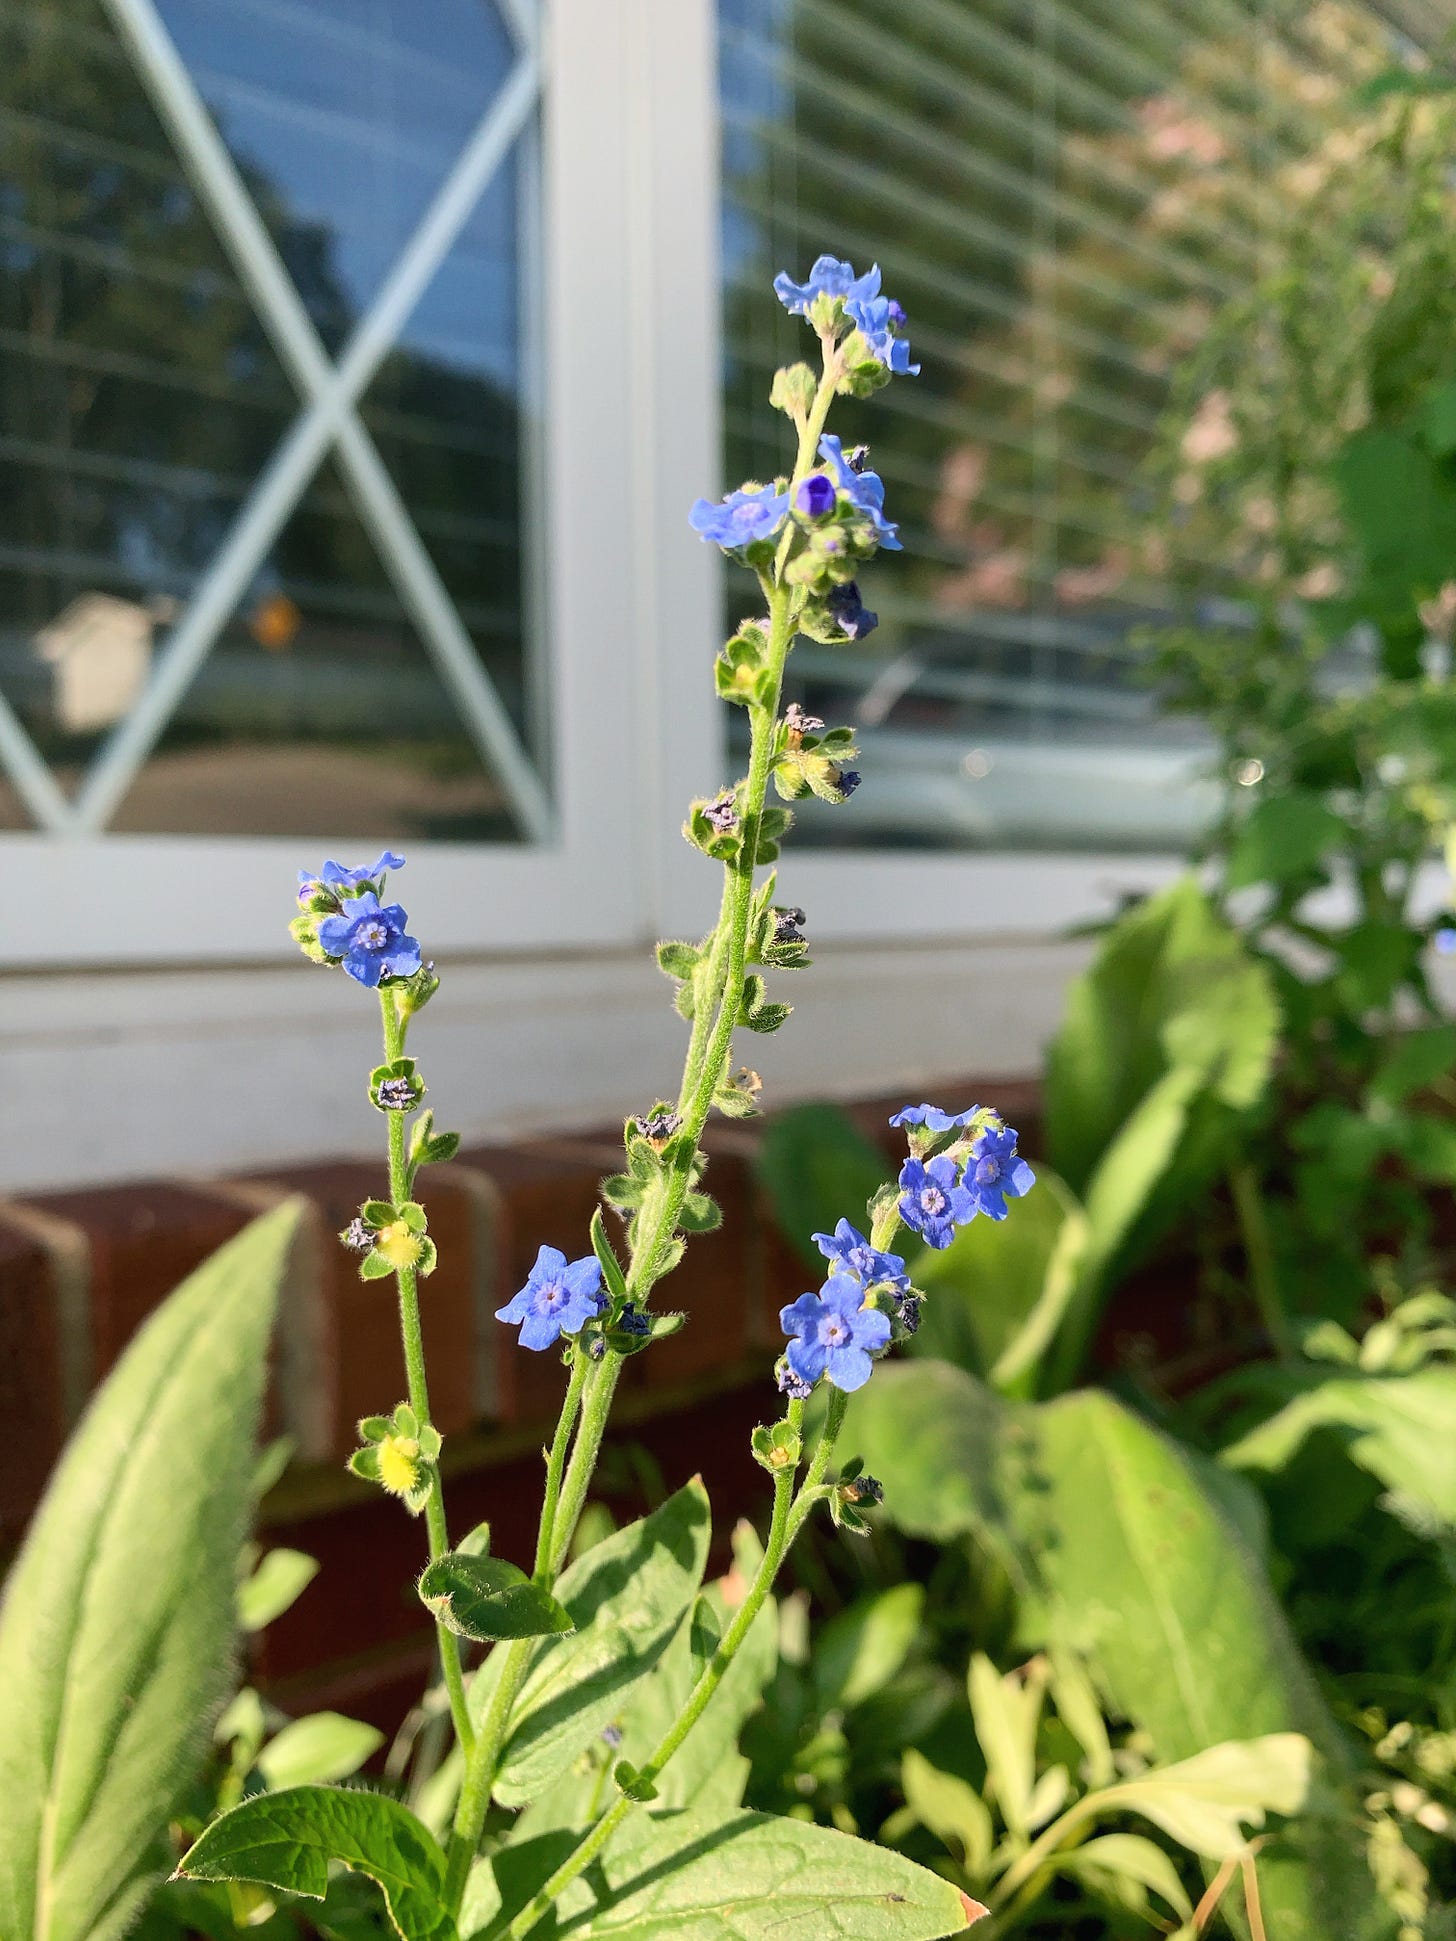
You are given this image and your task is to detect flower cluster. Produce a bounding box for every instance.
[895,1108,1036,1249]
[774,1104,1036,1400]
[772,255,919,379]
[292,849,423,989]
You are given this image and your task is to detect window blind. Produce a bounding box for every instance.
[718,0,1456,852]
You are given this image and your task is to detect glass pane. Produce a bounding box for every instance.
[0,0,537,838]
[717,0,1443,853]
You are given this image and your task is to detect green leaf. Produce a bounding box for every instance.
[255,1714,385,1789]
[756,1101,888,1270]
[1225,793,1347,890]
[589,1206,629,1302]
[360,1251,395,1280]
[967,1653,1040,1838]
[477,1480,712,1807]
[1044,877,1277,1196]
[655,940,702,980]
[812,1584,924,1714]
[613,1759,660,1802]
[482,1807,977,1940]
[1088,1735,1311,1860]
[909,1168,1088,1398]
[0,1203,303,1941]
[847,1366,1380,1934]
[678,1191,722,1234]
[177,1786,453,1941]
[899,1750,995,1878]
[1057,1833,1191,1920]
[1370,1025,1456,1106]
[238,1547,319,1631]
[1223,1367,1456,1536]
[418,1553,574,1643]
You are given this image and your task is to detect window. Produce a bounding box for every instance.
[717,0,1450,858]
[0,0,682,968]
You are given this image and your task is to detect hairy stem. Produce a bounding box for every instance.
[443,1349,589,1908]
[501,1396,849,1940]
[379,989,473,1759]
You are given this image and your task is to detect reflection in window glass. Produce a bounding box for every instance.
[718,0,1446,853]
[0,0,535,839]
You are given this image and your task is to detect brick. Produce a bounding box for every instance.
[0,1213,75,1545]
[455,1142,613,1427]
[234,1162,488,1458]
[15,1181,252,1385]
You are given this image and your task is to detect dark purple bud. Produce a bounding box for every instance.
[617,1303,653,1336]
[772,907,806,946]
[828,581,879,640]
[775,1356,813,1400]
[704,792,740,834]
[377,1076,419,1111]
[887,300,907,330]
[846,444,870,474]
[898,1293,923,1335]
[795,473,837,519]
[844,1473,883,1506]
[835,768,862,798]
[588,1335,608,1361]
[634,1108,683,1147]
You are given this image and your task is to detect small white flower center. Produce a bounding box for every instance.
[920,1185,947,1216]
[821,1316,849,1346]
[359,921,388,949]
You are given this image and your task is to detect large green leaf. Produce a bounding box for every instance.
[0,1203,303,1941]
[846,1365,1380,1937]
[477,1808,977,1940]
[419,1553,574,1643]
[477,1479,712,1807]
[513,1527,779,1839]
[908,1170,1087,1399]
[177,1786,452,1941]
[1043,877,1276,1201]
[754,1102,888,1269]
[1087,1735,1311,1860]
[1223,1367,1456,1537]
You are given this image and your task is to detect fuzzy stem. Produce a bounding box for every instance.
[442,1349,589,1908]
[379,989,473,1759]
[500,1395,849,1940]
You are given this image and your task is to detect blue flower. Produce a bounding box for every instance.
[316,891,422,988]
[812,1217,909,1292]
[496,1244,605,1352]
[1437,926,1456,954]
[689,484,791,551]
[963,1124,1036,1221]
[780,1274,893,1392]
[846,292,919,375]
[773,254,881,317]
[889,1104,975,1132]
[298,850,406,904]
[819,436,901,551]
[898,1155,976,1249]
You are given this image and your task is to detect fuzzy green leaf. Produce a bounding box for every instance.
[589,1206,629,1303]
[255,1714,384,1790]
[177,1786,453,1941]
[238,1547,319,1632]
[0,1204,302,1941]
[419,1554,574,1643]
[482,1808,977,1939]
[471,1480,711,1807]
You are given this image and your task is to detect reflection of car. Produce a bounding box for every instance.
[772,643,1218,853]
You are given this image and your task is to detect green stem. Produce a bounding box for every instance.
[379,990,474,1759]
[1228,1160,1294,1362]
[502,1396,848,1941]
[443,1349,589,1908]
